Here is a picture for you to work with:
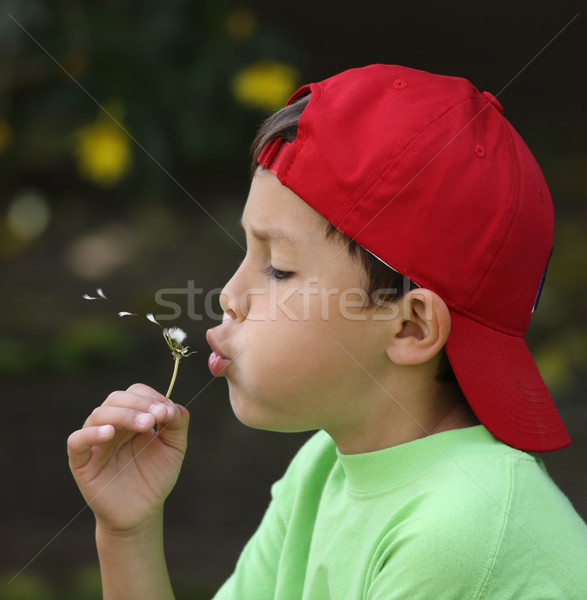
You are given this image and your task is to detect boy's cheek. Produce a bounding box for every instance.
[243,288,305,322]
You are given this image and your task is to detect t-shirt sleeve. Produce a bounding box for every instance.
[366,454,587,600]
[212,432,325,600]
[212,477,287,600]
[364,507,496,600]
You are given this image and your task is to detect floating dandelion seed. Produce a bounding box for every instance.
[82,288,109,301]
[146,313,159,325]
[83,290,195,399]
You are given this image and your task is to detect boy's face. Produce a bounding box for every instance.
[207,169,392,435]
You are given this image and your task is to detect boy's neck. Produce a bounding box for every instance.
[330,383,479,455]
[427,395,480,436]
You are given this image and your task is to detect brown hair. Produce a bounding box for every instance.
[251,94,457,383]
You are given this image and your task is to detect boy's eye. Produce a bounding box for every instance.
[264,266,293,281]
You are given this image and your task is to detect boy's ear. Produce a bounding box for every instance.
[385,289,451,366]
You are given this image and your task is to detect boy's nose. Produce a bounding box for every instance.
[220,281,247,322]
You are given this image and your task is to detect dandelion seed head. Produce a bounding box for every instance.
[165,327,187,344]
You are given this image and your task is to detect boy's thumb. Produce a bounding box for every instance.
[159,403,190,450]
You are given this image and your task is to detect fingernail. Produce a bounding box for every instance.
[148,404,166,418]
[166,405,176,419]
[98,425,112,436]
[136,413,151,427]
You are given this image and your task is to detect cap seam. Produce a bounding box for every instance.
[337,96,488,275]
[333,91,480,227]
[463,121,520,309]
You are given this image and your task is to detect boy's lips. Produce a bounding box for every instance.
[206,329,231,377]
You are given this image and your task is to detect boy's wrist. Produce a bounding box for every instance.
[95,509,175,600]
[95,508,164,545]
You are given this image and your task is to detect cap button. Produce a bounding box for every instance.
[482,91,503,113]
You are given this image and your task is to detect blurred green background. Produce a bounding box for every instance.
[1,1,585,597]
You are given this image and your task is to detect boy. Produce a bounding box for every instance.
[68,64,587,598]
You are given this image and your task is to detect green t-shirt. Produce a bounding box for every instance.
[214,426,587,599]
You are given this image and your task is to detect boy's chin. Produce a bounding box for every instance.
[229,395,312,434]
[233,410,311,434]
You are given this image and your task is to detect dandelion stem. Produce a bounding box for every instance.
[166,355,181,399]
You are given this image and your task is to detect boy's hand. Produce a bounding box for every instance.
[67,383,190,534]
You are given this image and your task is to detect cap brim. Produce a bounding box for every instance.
[445,310,570,452]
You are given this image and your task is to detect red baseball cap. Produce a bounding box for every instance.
[258,64,570,452]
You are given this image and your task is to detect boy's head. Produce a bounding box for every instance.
[252,64,569,452]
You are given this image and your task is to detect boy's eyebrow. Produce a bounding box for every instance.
[239,218,301,248]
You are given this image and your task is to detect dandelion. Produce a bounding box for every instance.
[144,315,195,398]
[162,326,195,398]
[165,327,187,345]
[83,291,195,399]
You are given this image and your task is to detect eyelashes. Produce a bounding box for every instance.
[236,255,294,281]
[264,265,293,281]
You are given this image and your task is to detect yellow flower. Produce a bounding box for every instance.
[232,60,300,112]
[74,105,132,186]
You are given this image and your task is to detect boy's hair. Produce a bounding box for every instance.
[251,94,457,384]
[250,64,570,452]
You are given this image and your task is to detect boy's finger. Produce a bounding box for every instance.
[67,425,114,469]
[84,406,156,431]
[103,391,173,416]
[125,382,168,403]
